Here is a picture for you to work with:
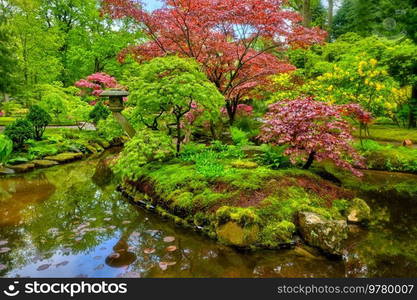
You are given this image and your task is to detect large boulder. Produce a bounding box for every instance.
[298,212,348,257]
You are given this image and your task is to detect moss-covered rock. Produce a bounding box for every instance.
[216,221,260,247]
[347,198,371,224]
[260,220,296,248]
[298,211,348,256]
[9,163,35,173]
[215,206,260,227]
[44,152,83,163]
[32,160,59,168]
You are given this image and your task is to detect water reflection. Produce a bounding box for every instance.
[0,153,417,278]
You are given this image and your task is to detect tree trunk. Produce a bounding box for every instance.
[303,151,316,169]
[409,85,417,129]
[176,116,182,154]
[327,0,334,38]
[226,101,237,125]
[302,0,312,28]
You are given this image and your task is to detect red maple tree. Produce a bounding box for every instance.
[101,0,326,123]
[259,97,366,176]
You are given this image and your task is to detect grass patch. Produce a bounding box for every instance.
[355,140,417,173]
[353,124,417,144]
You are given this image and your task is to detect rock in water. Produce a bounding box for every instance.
[347,198,371,224]
[9,163,35,173]
[216,221,259,247]
[32,160,59,168]
[44,153,83,163]
[298,212,348,257]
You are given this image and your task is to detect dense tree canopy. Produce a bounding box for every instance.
[101,0,327,123]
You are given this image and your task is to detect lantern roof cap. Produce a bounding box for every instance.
[100,89,129,97]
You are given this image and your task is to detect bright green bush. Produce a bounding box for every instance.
[89,103,110,125]
[113,129,175,180]
[97,115,125,141]
[27,105,52,140]
[4,119,34,149]
[256,144,290,169]
[230,127,251,146]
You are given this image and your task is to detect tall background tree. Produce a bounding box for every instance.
[0,0,139,108]
[0,1,17,102]
[331,0,417,127]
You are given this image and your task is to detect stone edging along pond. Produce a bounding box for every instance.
[0,138,127,175]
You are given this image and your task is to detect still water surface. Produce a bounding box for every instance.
[1,150,416,277]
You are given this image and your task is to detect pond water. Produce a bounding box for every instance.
[0,150,416,278]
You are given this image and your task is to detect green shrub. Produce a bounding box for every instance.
[4,119,34,149]
[97,115,125,141]
[113,129,175,180]
[89,102,110,125]
[256,144,290,169]
[230,126,251,146]
[209,140,245,159]
[0,135,13,165]
[28,144,59,158]
[27,105,52,140]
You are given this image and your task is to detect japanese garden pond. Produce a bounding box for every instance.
[0,149,416,278]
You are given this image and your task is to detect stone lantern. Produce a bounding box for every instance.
[100,89,136,138]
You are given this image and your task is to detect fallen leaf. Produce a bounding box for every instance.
[0,240,8,246]
[166,246,177,252]
[143,248,156,254]
[0,264,6,271]
[163,236,175,243]
[159,261,176,271]
[122,221,131,225]
[0,247,11,253]
[56,261,69,268]
[103,218,111,221]
[131,232,140,237]
[159,262,168,271]
[94,264,104,271]
[37,264,51,271]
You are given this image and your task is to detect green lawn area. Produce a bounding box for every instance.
[353,124,417,144]
[0,117,77,126]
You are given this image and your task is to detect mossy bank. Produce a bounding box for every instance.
[118,157,371,256]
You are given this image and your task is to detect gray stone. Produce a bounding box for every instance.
[298,211,348,256]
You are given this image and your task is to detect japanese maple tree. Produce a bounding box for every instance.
[75,72,118,99]
[101,0,326,124]
[259,97,366,176]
